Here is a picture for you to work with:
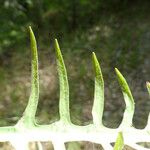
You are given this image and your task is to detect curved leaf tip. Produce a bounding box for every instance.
[92,52,102,74]
[92,52,103,83]
[92,52,99,74]
[54,39,64,64]
[29,26,35,40]
[115,68,134,103]
[54,39,59,52]
[29,26,32,32]
[92,52,96,61]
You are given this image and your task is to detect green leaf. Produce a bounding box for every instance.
[114,132,124,150]
[115,68,135,127]
[20,26,39,126]
[92,52,104,126]
[146,82,150,129]
[54,39,71,124]
[147,82,150,96]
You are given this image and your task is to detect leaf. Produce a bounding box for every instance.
[145,82,150,129]
[146,82,150,96]
[92,52,104,126]
[114,132,124,150]
[115,68,135,127]
[20,26,39,126]
[54,39,71,124]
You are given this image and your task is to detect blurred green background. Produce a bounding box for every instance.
[0,0,149,131]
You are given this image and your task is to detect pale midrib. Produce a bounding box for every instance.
[0,122,149,144]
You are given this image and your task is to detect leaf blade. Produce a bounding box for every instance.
[20,26,39,126]
[54,39,70,124]
[145,82,150,130]
[115,68,135,127]
[92,52,104,126]
[146,82,150,96]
